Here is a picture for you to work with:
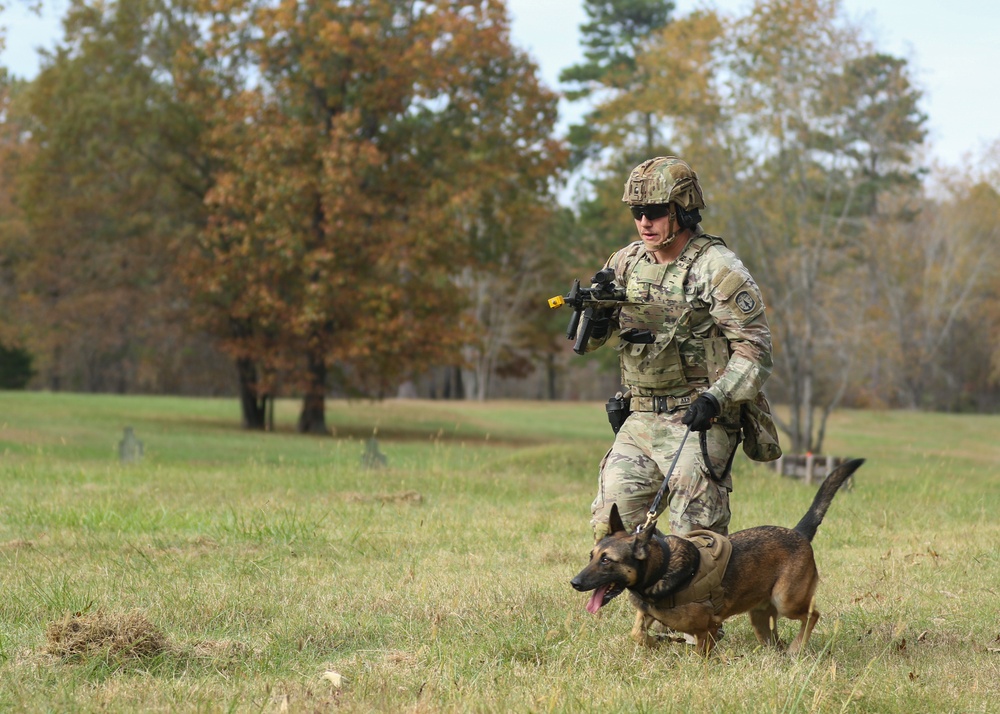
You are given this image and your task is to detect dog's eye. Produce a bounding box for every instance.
[600,555,611,565]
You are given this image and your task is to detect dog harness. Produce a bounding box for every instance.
[651,530,732,615]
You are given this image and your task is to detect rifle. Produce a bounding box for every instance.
[547,267,627,355]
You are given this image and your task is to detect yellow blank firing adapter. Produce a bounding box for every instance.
[548,295,565,309]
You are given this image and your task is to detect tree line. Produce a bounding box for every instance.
[1,0,998,450]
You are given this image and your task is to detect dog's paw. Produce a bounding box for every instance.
[630,629,660,648]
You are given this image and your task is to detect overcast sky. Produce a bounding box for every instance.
[3,0,997,169]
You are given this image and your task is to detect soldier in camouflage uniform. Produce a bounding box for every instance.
[586,156,774,541]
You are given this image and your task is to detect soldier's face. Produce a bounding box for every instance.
[634,211,676,250]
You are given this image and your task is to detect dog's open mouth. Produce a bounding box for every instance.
[586,583,624,614]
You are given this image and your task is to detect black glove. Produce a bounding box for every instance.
[589,309,613,340]
[682,393,720,432]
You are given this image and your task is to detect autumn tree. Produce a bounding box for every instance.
[682,0,926,452]
[0,68,32,366]
[733,5,925,451]
[5,0,565,421]
[7,0,230,394]
[863,172,1000,410]
[440,6,567,400]
[183,0,564,430]
[973,144,1000,405]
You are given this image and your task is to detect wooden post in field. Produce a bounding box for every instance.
[119,427,143,464]
[805,453,815,485]
[362,437,387,469]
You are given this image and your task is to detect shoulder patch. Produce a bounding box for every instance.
[709,266,732,291]
[713,270,749,301]
[735,290,757,314]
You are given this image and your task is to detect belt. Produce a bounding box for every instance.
[630,393,698,413]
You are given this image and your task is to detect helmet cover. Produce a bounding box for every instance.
[622,156,706,209]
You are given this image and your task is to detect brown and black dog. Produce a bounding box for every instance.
[571,458,864,655]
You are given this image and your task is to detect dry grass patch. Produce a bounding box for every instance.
[185,638,261,671]
[45,609,169,661]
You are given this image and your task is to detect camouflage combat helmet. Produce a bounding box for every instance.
[622,156,706,209]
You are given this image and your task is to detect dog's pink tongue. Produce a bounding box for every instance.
[586,584,611,614]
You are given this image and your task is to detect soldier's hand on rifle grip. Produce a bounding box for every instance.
[589,308,612,340]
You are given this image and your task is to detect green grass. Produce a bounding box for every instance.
[0,392,998,712]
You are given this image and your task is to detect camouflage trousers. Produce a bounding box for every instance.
[591,410,739,540]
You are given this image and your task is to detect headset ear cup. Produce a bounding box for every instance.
[676,207,701,230]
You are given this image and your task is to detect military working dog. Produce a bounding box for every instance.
[571,458,864,655]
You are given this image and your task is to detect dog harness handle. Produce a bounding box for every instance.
[640,427,691,533]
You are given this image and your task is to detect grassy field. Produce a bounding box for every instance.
[0,391,997,713]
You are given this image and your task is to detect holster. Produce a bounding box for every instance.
[606,392,632,435]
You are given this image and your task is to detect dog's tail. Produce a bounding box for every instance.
[793,458,865,541]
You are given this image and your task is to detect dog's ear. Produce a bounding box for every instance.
[632,523,654,560]
[608,503,626,535]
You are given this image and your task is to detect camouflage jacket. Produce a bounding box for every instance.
[587,229,772,412]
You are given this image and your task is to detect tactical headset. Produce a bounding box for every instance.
[675,205,702,230]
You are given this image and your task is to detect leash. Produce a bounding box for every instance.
[638,426,691,534]
[700,429,740,485]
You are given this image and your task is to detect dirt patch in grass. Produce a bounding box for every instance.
[344,490,423,505]
[329,424,539,446]
[148,535,220,558]
[45,609,169,661]
[0,426,52,446]
[0,539,34,550]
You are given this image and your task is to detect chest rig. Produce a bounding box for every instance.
[613,235,725,396]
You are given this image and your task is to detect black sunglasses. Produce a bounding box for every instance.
[629,204,672,221]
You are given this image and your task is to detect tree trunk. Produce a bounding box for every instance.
[237,357,267,430]
[442,365,464,400]
[545,352,557,400]
[297,349,328,434]
[802,373,814,452]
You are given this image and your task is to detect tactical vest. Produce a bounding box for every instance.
[645,530,732,614]
[612,235,727,395]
